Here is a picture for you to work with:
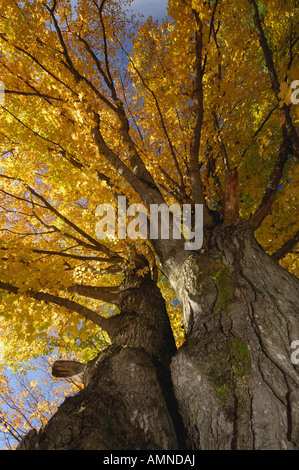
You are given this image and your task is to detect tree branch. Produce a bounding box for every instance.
[0,174,121,258]
[114,39,184,195]
[248,0,299,158]
[92,0,113,87]
[43,3,118,113]
[31,249,111,262]
[25,184,121,259]
[4,89,64,102]
[67,284,123,306]
[189,10,214,227]
[0,33,77,96]
[91,115,165,209]
[124,50,186,191]
[271,229,299,261]
[249,136,291,230]
[241,104,278,160]
[213,111,230,171]
[0,280,114,333]
[76,32,115,99]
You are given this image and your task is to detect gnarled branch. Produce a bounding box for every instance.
[249,137,291,231]
[272,229,299,261]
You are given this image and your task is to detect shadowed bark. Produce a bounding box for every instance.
[18,347,180,450]
[17,266,186,450]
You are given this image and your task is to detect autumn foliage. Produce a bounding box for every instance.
[0,355,81,449]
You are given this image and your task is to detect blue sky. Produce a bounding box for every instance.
[131,0,168,20]
[69,0,168,21]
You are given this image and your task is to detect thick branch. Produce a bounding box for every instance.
[271,230,299,261]
[190,11,214,226]
[91,116,165,209]
[249,138,290,230]
[205,144,225,210]
[67,284,123,306]
[213,111,230,170]
[189,12,204,202]
[43,3,118,113]
[31,249,110,262]
[224,168,239,224]
[248,0,299,158]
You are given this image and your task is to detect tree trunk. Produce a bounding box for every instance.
[17,275,186,450]
[17,221,299,450]
[18,346,181,450]
[169,221,299,450]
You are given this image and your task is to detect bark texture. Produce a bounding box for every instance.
[170,221,299,449]
[17,272,185,450]
[18,347,179,450]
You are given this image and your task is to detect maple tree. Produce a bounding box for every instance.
[0,0,298,450]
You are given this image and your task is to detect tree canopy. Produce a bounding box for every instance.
[0,0,298,369]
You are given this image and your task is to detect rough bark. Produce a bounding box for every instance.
[17,221,299,450]
[17,272,186,450]
[169,221,299,450]
[18,346,179,450]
